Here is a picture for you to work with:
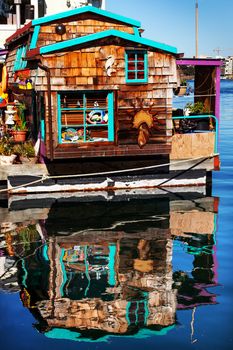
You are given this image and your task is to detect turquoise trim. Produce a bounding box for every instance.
[133,26,140,37]
[172,114,219,153]
[84,94,87,142]
[45,324,175,342]
[144,299,149,325]
[108,244,116,286]
[126,301,131,325]
[30,25,40,49]
[13,45,28,71]
[57,94,62,143]
[42,244,49,261]
[21,259,28,288]
[125,50,148,84]
[21,46,27,69]
[40,29,177,55]
[14,46,23,71]
[40,119,45,141]
[32,6,141,27]
[84,246,91,297]
[45,328,81,341]
[107,92,114,141]
[57,91,114,144]
[59,248,68,297]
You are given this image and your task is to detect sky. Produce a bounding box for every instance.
[106,0,233,58]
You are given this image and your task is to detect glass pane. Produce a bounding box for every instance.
[137,71,145,79]
[137,53,145,61]
[128,62,135,70]
[86,110,108,125]
[137,61,145,70]
[88,126,109,142]
[61,94,84,108]
[128,71,136,80]
[86,92,107,109]
[61,126,86,143]
[61,111,84,126]
[127,53,136,61]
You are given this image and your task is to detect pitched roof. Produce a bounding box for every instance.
[32,6,141,28]
[28,29,177,57]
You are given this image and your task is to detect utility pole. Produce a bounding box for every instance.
[14,0,22,29]
[195,0,198,58]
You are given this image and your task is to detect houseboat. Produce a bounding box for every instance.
[0,6,221,194]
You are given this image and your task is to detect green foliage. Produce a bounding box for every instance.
[14,102,28,131]
[185,101,206,114]
[13,140,35,158]
[0,135,14,155]
[180,79,187,86]
[0,136,35,157]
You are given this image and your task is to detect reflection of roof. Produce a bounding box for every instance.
[45,325,175,342]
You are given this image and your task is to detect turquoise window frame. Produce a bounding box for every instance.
[13,45,28,71]
[125,50,148,84]
[57,91,114,144]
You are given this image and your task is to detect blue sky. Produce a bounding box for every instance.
[107,0,233,58]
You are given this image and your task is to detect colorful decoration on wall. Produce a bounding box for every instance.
[105,55,115,77]
[14,69,33,90]
[133,110,153,148]
[0,93,8,108]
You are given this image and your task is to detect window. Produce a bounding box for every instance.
[14,45,28,71]
[57,91,114,144]
[125,50,148,83]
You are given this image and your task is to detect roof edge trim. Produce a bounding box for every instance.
[37,29,177,56]
[32,6,141,28]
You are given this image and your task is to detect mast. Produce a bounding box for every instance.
[195,0,199,58]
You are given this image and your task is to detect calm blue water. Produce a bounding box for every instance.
[0,80,233,349]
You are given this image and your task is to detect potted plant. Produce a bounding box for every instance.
[185,101,206,115]
[0,135,17,165]
[12,102,28,142]
[13,140,36,163]
[184,102,210,131]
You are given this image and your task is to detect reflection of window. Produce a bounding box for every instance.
[125,50,148,83]
[14,45,28,71]
[58,91,114,144]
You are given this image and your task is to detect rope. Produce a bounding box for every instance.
[0,154,219,194]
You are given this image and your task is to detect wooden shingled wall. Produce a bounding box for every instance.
[37,19,135,47]
[5,17,177,159]
[34,45,176,153]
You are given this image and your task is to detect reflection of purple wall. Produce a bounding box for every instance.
[177,281,217,310]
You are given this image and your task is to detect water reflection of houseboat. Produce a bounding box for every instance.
[0,6,221,193]
[0,194,219,341]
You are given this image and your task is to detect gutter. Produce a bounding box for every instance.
[38,63,53,161]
